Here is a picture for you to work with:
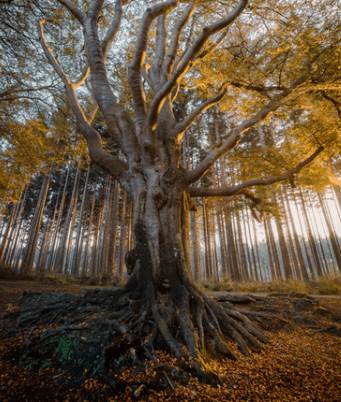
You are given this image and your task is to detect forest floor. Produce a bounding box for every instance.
[0,281,341,402]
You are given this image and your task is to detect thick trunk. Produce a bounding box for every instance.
[115,168,268,364]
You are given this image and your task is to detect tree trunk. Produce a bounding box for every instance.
[72,169,90,276]
[318,192,341,273]
[271,193,293,279]
[298,189,324,278]
[20,174,50,274]
[283,186,309,281]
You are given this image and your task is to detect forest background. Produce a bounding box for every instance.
[1,0,341,290]
[1,1,341,401]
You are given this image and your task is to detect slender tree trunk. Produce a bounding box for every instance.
[293,191,315,280]
[225,203,240,282]
[107,181,120,274]
[283,186,309,281]
[72,169,90,276]
[49,168,70,271]
[190,209,201,281]
[118,190,128,277]
[0,202,19,264]
[83,194,96,278]
[318,192,341,272]
[271,193,293,279]
[235,210,248,282]
[58,167,80,274]
[203,202,213,281]
[266,218,283,279]
[298,189,323,277]
[20,174,50,274]
[263,217,276,281]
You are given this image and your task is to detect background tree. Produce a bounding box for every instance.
[0,0,86,202]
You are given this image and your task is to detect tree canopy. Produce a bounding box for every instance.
[0,0,340,205]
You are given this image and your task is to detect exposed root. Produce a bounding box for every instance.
[1,286,340,390]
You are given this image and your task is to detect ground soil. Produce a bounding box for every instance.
[0,281,340,402]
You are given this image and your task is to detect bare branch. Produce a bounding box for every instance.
[188,146,324,198]
[162,2,195,77]
[193,29,228,66]
[36,19,74,88]
[172,88,227,139]
[0,85,54,100]
[56,0,84,22]
[73,65,90,89]
[101,0,123,62]
[36,19,128,181]
[147,0,248,132]
[128,0,179,123]
[227,81,286,95]
[185,73,311,184]
[79,3,140,162]
[320,91,341,119]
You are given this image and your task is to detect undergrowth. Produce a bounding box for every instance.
[0,265,125,287]
[200,275,341,295]
[1,264,341,295]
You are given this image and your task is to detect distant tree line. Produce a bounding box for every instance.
[1,162,340,283]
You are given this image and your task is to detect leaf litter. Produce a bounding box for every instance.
[0,284,340,401]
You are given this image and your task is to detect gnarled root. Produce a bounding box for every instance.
[0,283,271,388]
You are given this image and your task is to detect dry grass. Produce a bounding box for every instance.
[200,275,341,296]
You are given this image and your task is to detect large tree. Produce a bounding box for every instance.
[3,0,341,377]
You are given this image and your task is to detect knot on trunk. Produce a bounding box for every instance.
[161,167,183,186]
[152,187,166,210]
[125,248,139,275]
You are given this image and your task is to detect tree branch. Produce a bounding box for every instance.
[188,146,324,197]
[172,88,227,140]
[320,91,341,119]
[56,0,84,22]
[228,81,286,95]
[162,2,195,77]
[146,0,248,132]
[36,19,128,181]
[128,0,179,124]
[151,15,167,77]
[101,0,123,63]
[73,65,90,89]
[0,85,54,101]
[88,0,105,20]
[192,29,228,66]
[184,73,311,184]
[80,3,141,164]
